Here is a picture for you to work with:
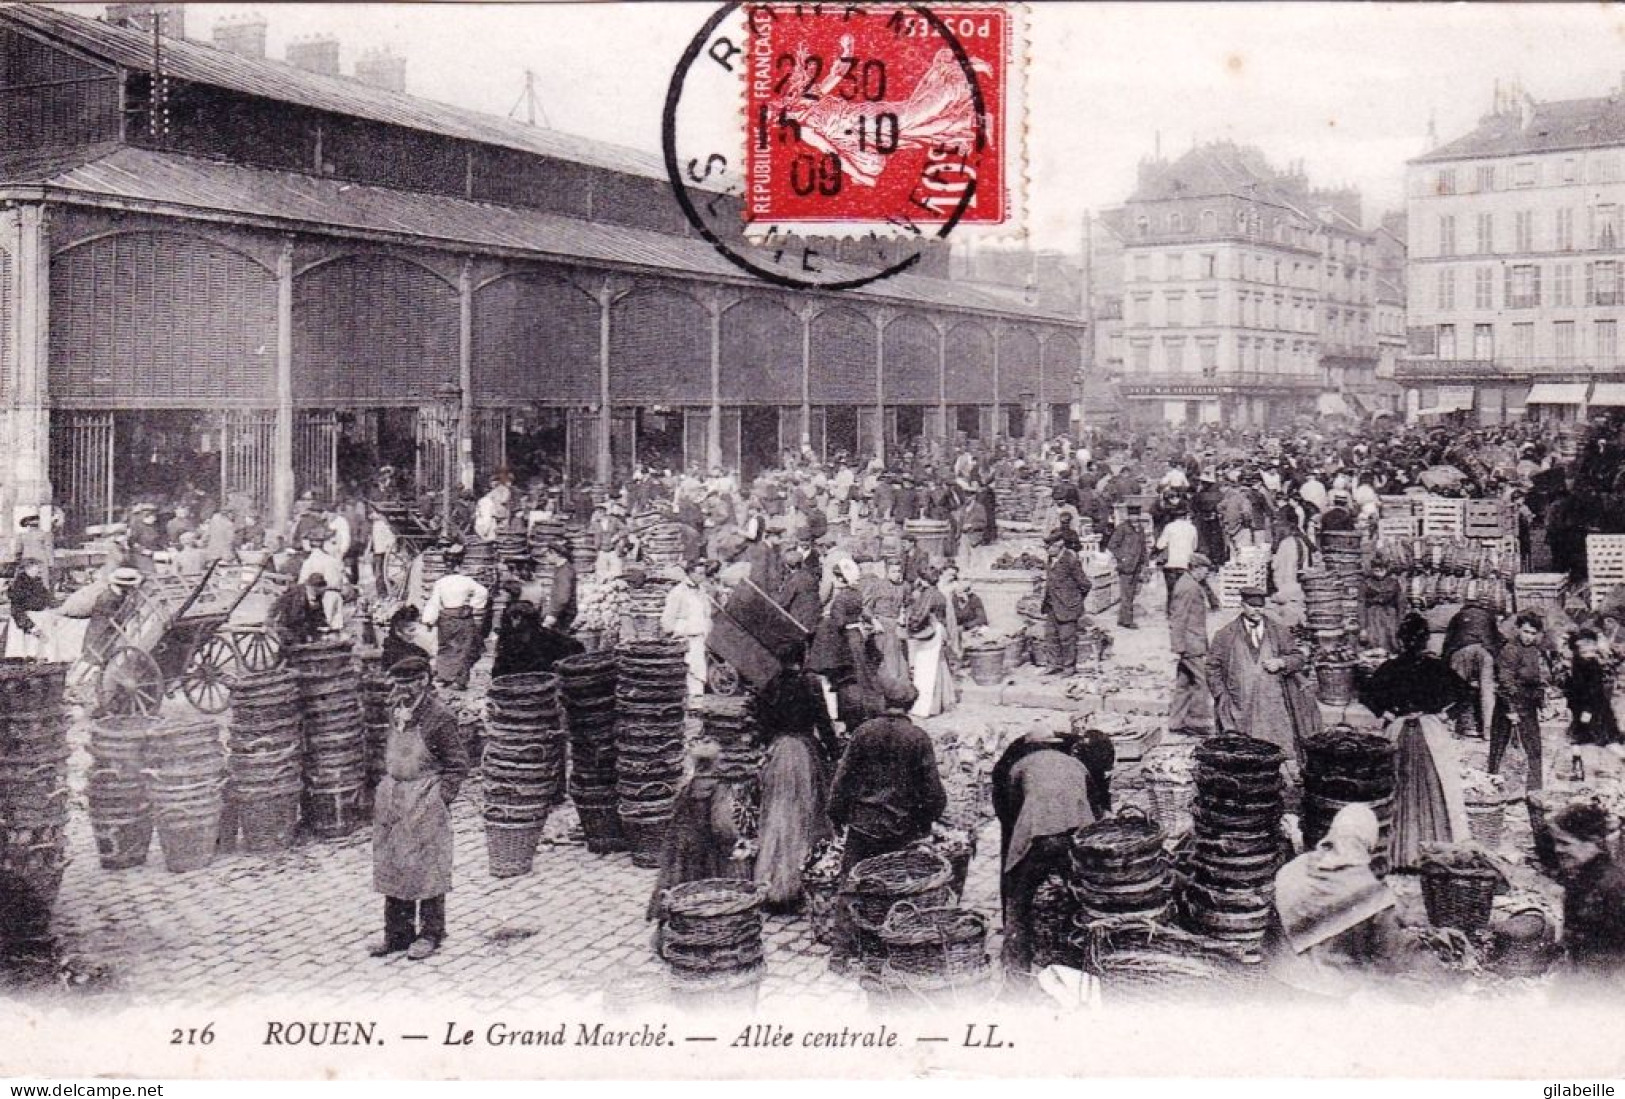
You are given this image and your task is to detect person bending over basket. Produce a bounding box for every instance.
[647,738,738,922]
[370,656,469,962]
[827,677,947,874]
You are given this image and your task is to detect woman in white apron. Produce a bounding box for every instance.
[370,657,469,961]
[906,566,957,719]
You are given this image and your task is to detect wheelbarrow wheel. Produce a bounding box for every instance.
[97,646,165,716]
[707,661,741,697]
[232,628,281,673]
[181,635,236,714]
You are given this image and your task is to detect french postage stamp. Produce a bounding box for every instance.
[740,4,1017,237]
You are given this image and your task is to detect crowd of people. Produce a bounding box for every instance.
[7,410,1625,984]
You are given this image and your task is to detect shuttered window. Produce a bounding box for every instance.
[719,297,800,404]
[51,231,276,406]
[608,284,708,404]
[472,270,598,402]
[881,312,939,403]
[293,253,458,405]
[998,327,1041,402]
[944,320,994,402]
[809,306,877,404]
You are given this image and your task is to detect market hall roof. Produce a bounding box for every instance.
[0,144,1082,324]
[0,3,668,183]
[1413,94,1625,164]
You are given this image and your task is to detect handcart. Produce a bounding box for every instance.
[704,576,809,697]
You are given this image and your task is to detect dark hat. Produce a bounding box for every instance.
[1552,802,1613,844]
[18,514,39,528]
[304,573,327,588]
[1188,552,1213,570]
[386,656,432,683]
[1239,585,1267,604]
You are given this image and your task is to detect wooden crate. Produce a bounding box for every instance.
[1588,535,1625,609]
[1464,499,1511,540]
[1216,548,1270,609]
[1377,516,1421,540]
[1421,498,1465,538]
[1380,495,1421,517]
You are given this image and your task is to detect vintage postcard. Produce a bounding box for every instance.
[2,0,1625,1083]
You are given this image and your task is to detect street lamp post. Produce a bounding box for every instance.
[436,381,462,539]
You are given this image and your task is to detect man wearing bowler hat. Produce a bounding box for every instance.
[1209,584,1322,763]
[370,656,468,962]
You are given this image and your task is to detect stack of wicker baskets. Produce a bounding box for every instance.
[1301,727,1396,876]
[863,903,992,1010]
[482,672,566,877]
[460,538,500,588]
[0,661,72,959]
[1068,808,1172,922]
[145,718,228,873]
[285,638,368,839]
[559,651,622,853]
[615,639,689,868]
[658,878,766,1009]
[1177,736,1286,963]
[226,669,305,854]
[695,694,762,877]
[87,714,156,869]
[357,648,391,796]
[1319,530,1365,625]
[623,572,676,641]
[840,847,954,976]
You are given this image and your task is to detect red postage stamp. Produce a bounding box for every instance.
[742,3,1016,235]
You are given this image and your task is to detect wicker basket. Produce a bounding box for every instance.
[1141,778,1195,835]
[236,791,301,854]
[1464,801,1506,850]
[1078,915,1259,1005]
[90,814,153,870]
[622,817,669,869]
[805,875,842,945]
[1420,866,1498,932]
[485,819,545,877]
[155,811,221,873]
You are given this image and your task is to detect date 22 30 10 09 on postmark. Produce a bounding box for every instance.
[740,3,1023,240]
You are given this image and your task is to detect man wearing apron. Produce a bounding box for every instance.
[370,657,469,961]
[420,546,490,691]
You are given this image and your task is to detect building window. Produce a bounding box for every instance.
[1169,211,1184,233]
[1562,158,1578,183]
[1200,209,1216,235]
[1438,215,1457,257]
[1557,208,1575,251]
[1600,155,1623,183]
[1512,161,1537,187]
[1476,212,1494,254]
[1473,266,1493,310]
[1133,255,1150,282]
[1507,264,1541,309]
[1554,321,1576,362]
[1476,164,1496,191]
[1130,340,1152,373]
[1198,292,1217,325]
[1511,322,1534,363]
[1593,204,1620,249]
[1436,267,1457,311]
[1164,337,1187,372]
[1409,326,1438,356]
[1198,339,1218,376]
[1473,323,1494,360]
[1554,263,1575,307]
[1166,291,1186,327]
[1588,261,1619,306]
[1438,324,1457,359]
[1136,216,1150,237]
[1598,320,1619,365]
[1436,168,1457,195]
[1164,253,1183,280]
[1515,210,1534,252]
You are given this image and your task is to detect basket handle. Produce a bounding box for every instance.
[1116,805,1151,824]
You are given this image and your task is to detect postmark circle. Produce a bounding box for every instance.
[662,2,994,292]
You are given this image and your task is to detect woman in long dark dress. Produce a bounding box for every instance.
[1357,613,1471,872]
[750,644,839,912]
[1566,628,1622,747]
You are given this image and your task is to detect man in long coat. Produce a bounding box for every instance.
[370,657,469,961]
[1168,553,1215,736]
[1208,586,1323,763]
[1105,512,1148,629]
[1041,529,1092,677]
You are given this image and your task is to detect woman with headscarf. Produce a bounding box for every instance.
[750,642,839,913]
[905,563,956,720]
[1270,803,1412,998]
[991,728,1114,977]
[1358,557,1404,655]
[1357,613,1472,871]
[646,738,738,923]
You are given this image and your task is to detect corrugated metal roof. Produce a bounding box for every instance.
[9,144,1075,321]
[1,3,669,182]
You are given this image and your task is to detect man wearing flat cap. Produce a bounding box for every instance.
[1167,553,1215,737]
[370,656,468,962]
[1209,584,1322,762]
[1041,528,1092,677]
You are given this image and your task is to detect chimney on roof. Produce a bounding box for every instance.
[212,13,267,60]
[287,34,341,77]
[354,46,407,94]
[104,3,186,38]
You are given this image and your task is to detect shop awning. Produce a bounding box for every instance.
[1525,382,1589,406]
[1588,383,1625,407]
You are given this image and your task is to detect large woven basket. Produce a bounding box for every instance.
[805,874,842,945]
[485,819,545,878]
[1464,801,1506,850]
[1420,866,1498,932]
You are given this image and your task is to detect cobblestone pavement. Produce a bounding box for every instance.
[24,581,1577,1010]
